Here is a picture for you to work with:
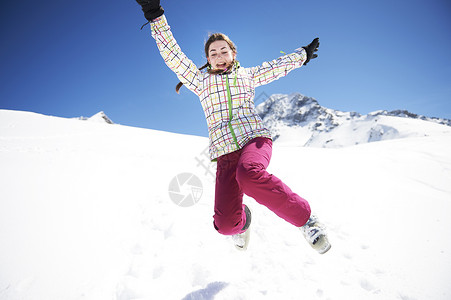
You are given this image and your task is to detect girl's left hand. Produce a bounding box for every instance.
[302,38,320,65]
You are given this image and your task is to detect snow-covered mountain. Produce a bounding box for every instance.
[76,111,114,124]
[1,109,451,300]
[256,93,451,147]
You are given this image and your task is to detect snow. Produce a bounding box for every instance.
[1,109,451,300]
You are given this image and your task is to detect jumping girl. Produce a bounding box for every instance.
[135,0,331,254]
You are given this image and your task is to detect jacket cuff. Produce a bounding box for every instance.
[294,47,308,63]
[150,15,169,35]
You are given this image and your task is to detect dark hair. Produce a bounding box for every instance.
[175,33,237,93]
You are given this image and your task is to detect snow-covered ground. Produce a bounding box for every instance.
[1,109,450,300]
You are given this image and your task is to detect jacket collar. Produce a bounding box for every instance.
[207,60,240,75]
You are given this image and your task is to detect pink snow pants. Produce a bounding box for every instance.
[213,137,311,235]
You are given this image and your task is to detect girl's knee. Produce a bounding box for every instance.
[236,162,264,186]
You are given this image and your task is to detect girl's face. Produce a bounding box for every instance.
[207,40,236,71]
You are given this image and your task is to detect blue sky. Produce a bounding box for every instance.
[1,0,450,137]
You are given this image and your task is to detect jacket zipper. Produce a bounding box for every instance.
[225,74,240,149]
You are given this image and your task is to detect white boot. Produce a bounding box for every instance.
[232,205,252,251]
[300,214,331,254]
[232,228,251,251]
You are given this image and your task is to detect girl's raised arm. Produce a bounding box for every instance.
[250,38,319,88]
[136,1,202,96]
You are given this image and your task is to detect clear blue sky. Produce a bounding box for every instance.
[1,0,450,137]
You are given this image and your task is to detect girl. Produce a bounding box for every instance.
[136,0,331,254]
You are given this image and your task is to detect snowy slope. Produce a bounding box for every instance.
[256,93,451,147]
[1,109,451,300]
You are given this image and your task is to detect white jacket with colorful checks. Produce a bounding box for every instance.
[150,16,307,161]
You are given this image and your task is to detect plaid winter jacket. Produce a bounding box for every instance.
[150,16,307,160]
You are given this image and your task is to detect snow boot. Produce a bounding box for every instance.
[300,214,331,254]
[232,204,252,251]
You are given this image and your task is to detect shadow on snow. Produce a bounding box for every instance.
[181,282,229,300]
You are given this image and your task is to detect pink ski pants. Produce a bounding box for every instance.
[213,137,311,235]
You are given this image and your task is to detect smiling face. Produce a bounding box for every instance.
[207,40,236,71]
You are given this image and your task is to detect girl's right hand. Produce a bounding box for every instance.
[136,0,164,22]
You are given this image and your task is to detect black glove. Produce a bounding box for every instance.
[302,38,320,65]
[136,0,164,22]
